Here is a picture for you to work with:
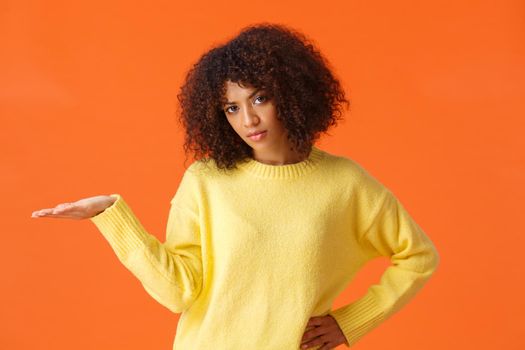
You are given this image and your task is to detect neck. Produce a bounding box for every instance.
[236,145,325,179]
[252,146,310,165]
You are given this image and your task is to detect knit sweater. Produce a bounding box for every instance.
[89,145,440,349]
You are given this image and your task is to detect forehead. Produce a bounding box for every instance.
[224,80,256,95]
[222,80,265,106]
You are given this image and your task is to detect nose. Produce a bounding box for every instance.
[242,105,260,128]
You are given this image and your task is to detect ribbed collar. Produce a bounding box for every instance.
[236,145,325,179]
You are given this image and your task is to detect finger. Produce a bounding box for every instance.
[32,208,81,219]
[301,327,325,345]
[53,202,76,211]
[50,204,85,216]
[32,208,55,216]
[307,316,325,327]
[51,206,74,214]
[319,342,334,350]
[35,213,83,220]
[301,335,327,349]
[32,209,64,217]
[301,328,328,345]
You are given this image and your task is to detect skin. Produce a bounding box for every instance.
[31,195,116,219]
[31,80,349,349]
[301,315,349,349]
[222,80,307,165]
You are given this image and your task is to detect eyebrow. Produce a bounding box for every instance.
[224,89,262,106]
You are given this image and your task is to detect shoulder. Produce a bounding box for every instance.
[320,148,392,196]
[170,158,221,208]
[319,148,372,181]
[183,157,234,181]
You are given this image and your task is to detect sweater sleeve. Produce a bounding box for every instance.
[328,173,440,347]
[89,167,203,314]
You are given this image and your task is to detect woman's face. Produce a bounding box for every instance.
[222,80,293,160]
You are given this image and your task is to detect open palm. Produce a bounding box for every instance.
[31,195,116,220]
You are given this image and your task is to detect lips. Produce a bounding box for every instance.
[247,130,266,137]
[247,130,267,141]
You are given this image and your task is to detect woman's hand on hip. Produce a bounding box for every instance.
[301,314,348,349]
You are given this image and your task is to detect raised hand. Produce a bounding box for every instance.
[31,195,117,220]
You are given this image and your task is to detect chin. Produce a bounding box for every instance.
[248,143,266,150]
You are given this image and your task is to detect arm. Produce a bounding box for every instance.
[328,177,440,347]
[89,169,203,314]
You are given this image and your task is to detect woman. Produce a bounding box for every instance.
[31,23,440,349]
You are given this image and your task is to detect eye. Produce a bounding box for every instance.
[224,95,268,115]
[225,106,238,114]
[254,95,267,104]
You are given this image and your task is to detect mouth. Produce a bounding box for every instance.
[247,130,267,141]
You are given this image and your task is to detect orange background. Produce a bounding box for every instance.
[2,0,524,349]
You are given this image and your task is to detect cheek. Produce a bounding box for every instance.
[225,117,235,129]
[227,119,244,137]
[272,117,286,131]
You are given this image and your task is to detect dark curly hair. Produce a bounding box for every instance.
[176,22,350,171]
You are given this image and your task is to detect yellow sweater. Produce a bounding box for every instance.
[90,145,440,349]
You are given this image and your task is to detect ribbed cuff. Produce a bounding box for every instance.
[90,194,152,259]
[327,292,386,347]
